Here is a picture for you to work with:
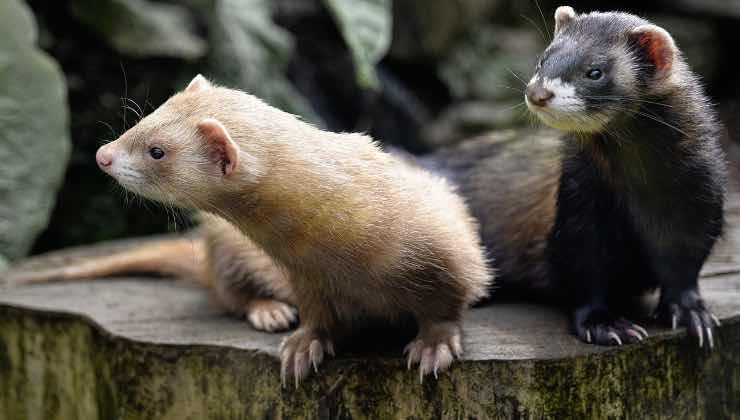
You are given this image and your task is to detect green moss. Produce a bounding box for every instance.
[0,307,737,419]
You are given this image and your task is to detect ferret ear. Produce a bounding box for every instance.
[554,6,576,34]
[197,118,239,177]
[186,74,212,93]
[630,24,677,74]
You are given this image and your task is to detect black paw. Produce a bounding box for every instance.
[656,288,720,349]
[572,305,648,346]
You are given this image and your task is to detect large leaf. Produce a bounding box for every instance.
[207,0,320,123]
[323,0,392,89]
[0,0,71,260]
[70,0,207,60]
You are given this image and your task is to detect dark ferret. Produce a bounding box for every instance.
[4,6,727,352]
[427,6,726,347]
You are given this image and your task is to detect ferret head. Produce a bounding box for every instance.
[525,6,681,133]
[96,75,265,209]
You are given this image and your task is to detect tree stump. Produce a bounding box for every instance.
[1,194,739,419]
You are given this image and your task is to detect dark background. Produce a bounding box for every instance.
[24,0,740,254]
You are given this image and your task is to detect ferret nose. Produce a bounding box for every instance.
[96,146,114,170]
[526,85,554,107]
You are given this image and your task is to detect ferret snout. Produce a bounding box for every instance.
[96,144,114,171]
[526,85,554,107]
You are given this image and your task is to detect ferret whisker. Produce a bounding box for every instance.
[636,111,688,136]
[581,95,673,108]
[499,101,528,114]
[520,14,548,43]
[495,84,525,94]
[506,68,527,87]
[98,120,118,138]
[124,98,144,119]
[533,0,552,41]
[122,104,141,121]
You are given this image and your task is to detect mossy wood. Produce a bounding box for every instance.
[1,194,739,419]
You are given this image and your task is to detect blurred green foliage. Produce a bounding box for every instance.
[0,0,70,261]
[323,0,392,89]
[70,0,208,60]
[1,0,737,256]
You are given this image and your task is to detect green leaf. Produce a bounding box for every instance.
[323,0,392,89]
[207,0,320,123]
[70,0,207,60]
[0,0,71,259]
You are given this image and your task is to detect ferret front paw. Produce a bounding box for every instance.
[404,321,463,382]
[245,298,298,332]
[572,305,649,346]
[279,327,335,388]
[656,288,720,349]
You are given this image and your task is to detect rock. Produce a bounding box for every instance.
[69,0,208,60]
[0,0,70,261]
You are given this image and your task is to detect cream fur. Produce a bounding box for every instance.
[97,76,493,385]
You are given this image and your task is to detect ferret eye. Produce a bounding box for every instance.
[149,147,165,160]
[586,68,603,80]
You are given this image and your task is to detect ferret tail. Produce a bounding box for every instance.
[1,236,209,288]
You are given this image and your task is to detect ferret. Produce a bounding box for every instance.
[428,6,726,348]
[88,75,492,384]
[6,6,723,356]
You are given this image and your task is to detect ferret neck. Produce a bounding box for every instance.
[567,98,708,189]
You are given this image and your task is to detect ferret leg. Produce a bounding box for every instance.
[404,319,463,382]
[203,214,298,332]
[278,297,336,388]
[652,254,718,348]
[402,266,470,380]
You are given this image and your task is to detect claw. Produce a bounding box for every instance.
[689,311,703,348]
[696,324,703,348]
[632,324,649,339]
[585,329,592,343]
[608,332,622,346]
[626,329,643,342]
[710,314,721,327]
[451,334,463,359]
[325,341,336,357]
[706,327,714,349]
[672,314,678,331]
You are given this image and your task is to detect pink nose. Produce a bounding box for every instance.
[96,146,114,170]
